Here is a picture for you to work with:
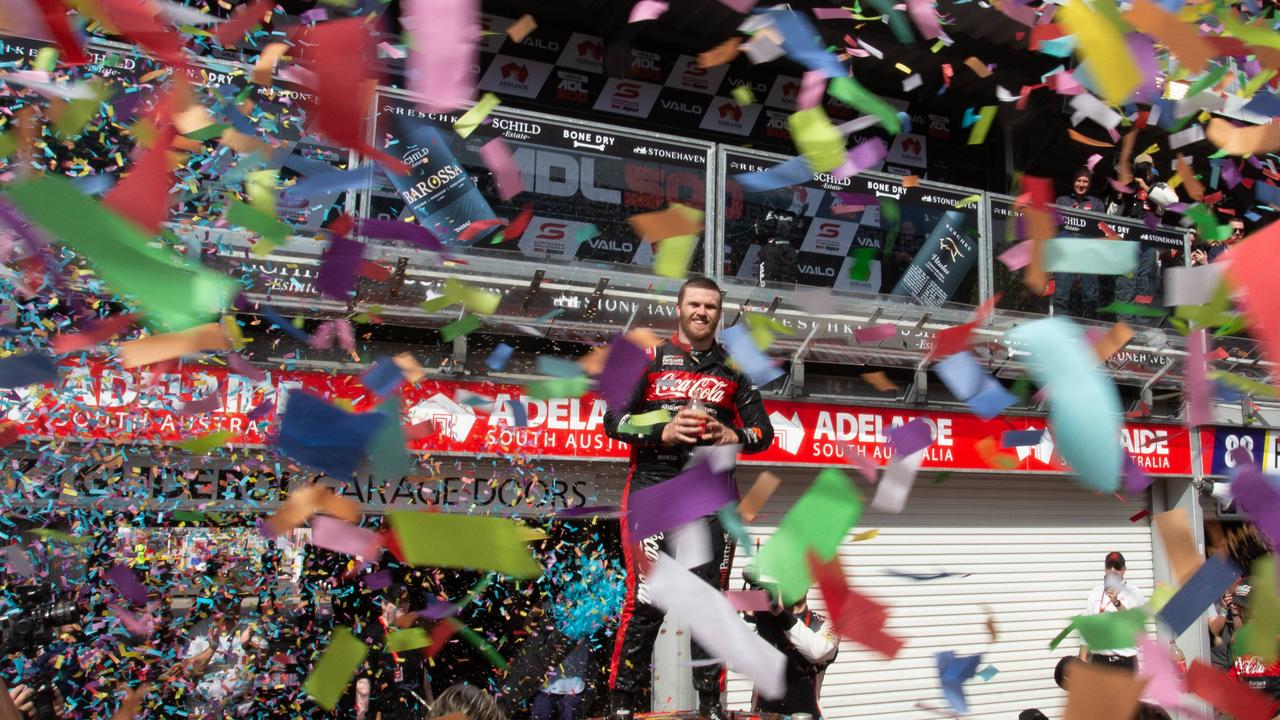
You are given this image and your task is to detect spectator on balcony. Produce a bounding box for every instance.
[1106,154,1177,325]
[1053,169,1105,319]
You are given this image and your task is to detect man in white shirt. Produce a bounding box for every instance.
[1080,551,1145,671]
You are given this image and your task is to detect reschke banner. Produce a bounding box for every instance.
[1,362,1193,476]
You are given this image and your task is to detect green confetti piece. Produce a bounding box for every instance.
[717,503,752,556]
[827,76,901,134]
[33,47,58,72]
[447,617,509,670]
[525,375,591,400]
[731,85,755,106]
[6,175,238,331]
[654,234,697,279]
[440,314,482,342]
[967,106,997,145]
[53,81,109,138]
[756,469,862,605]
[0,133,14,157]
[789,106,845,173]
[227,199,290,256]
[178,430,233,454]
[1010,376,1032,403]
[303,627,368,711]
[386,627,431,653]
[182,123,231,142]
[955,194,982,208]
[863,0,914,44]
[930,471,953,485]
[1050,608,1148,652]
[444,277,501,314]
[1100,301,1167,319]
[30,529,89,544]
[453,92,500,139]
[388,511,541,578]
[420,295,458,314]
[849,247,876,281]
[617,409,671,434]
[1209,370,1280,398]
[575,224,600,244]
[172,511,207,523]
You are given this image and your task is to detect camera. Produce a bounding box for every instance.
[0,585,80,720]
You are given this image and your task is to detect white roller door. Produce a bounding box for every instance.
[725,470,1154,720]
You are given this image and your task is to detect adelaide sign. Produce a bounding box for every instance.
[1,361,1193,476]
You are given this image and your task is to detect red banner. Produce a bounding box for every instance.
[2,362,1193,475]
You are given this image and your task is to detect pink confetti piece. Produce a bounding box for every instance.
[997,239,1033,271]
[798,70,826,110]
[1184,329,1212,427]
[718,0,759,11]
[403,0,478,112]
[812,7,851,19]
[1137,636,1186,707]
[479,137,524,201]
[854,324,897,343]
[725,590,774,611]
[629,0,668,22]
[310,516,382,559]
[834,138,888,180]
[108,603,155,637]
[907,0,944,39]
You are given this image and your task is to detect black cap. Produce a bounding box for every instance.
[1105,551,1126,569]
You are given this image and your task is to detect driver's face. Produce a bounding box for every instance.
[1074,175,1090,195]
[677,288,721,344]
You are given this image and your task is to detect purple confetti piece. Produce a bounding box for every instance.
[1123,455,1153,493]
[627,461,737,540]
[316,234,364,300]
[1125,33,1161,101]
[227,352,267,381]
[359,218,446,252]
[363,569,392,590]
[835,192,880,206]
[106,564,148,605]
[833,138,888,180]
[888,418,934,456]
[247,399,275,420]
[597,334,649,412]
[1222,160,1242,189]
[1230,456,1280,547]
[418,599,461,620]
[180,391,222,415]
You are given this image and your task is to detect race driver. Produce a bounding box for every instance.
[603,276,775,720]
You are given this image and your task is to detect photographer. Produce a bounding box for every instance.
[746,584,838,719]
[1079,552,1145,670]
[1107,154,1179,325]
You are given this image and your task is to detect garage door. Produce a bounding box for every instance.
[725,470,1155,720]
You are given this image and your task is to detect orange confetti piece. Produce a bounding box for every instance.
[1067,128,1114,147]
[1093,321,1133,362]
[738,471,781,523]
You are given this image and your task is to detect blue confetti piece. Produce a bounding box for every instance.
[0,352,58,389]
[486,342,515,371]
[276,391,388,479]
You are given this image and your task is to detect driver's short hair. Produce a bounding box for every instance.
[677,277,722,304]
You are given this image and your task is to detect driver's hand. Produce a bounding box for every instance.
[661,408,706,446]
[700,418,738,446]
[8,685,33,717]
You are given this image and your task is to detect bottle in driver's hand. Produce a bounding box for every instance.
[686,398,708,444]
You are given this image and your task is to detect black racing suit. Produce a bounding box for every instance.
[602,334,774,699]
[751,607,838,718]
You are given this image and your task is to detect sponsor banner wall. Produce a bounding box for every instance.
[370,93,709,269]
[722,149,981,303]
[5,362,1193,476]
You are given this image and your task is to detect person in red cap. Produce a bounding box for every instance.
[1079,552,1146,670]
